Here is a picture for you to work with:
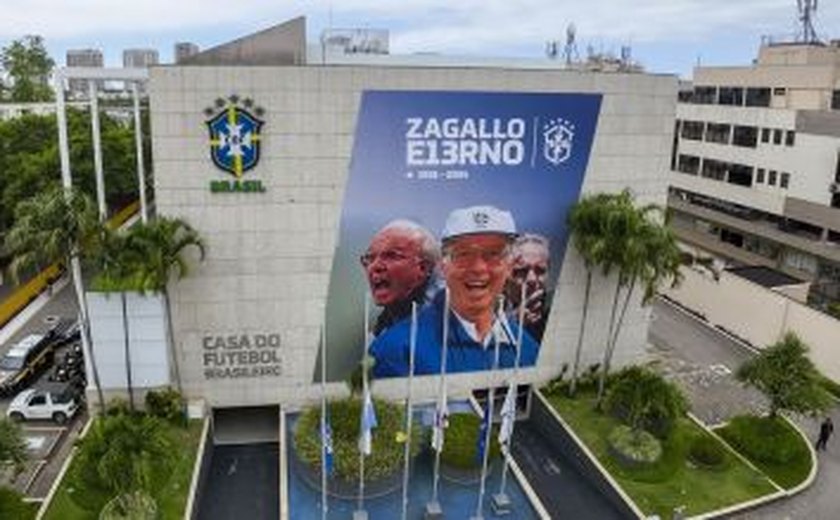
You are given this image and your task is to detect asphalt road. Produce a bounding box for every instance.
[649,297,840,520]
[197,443,280,520]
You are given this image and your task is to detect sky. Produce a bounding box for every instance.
[0,0,837,78]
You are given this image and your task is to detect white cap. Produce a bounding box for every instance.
[441,205,517,242]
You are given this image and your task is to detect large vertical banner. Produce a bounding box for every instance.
[321,91,601,382]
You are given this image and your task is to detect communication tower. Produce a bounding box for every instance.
[796,0,820,44]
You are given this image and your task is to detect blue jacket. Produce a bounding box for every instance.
[370,292,540,378]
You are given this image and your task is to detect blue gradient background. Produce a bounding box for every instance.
[321,90,602,381]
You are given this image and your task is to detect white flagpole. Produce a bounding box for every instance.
[473,297,504,520]
[357,293,370,516]
[321,318,328,520]
[498,284,526,498]
[401,302,418,520]
[429,287,450,512]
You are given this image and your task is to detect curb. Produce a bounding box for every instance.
[183,416,211,520]
[534,389,647,519]
[508,453,551,519]
[279,406,289,520]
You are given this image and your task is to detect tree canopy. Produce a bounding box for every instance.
[736,332,833,418]
[0,35,54,102]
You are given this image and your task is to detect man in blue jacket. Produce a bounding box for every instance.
[370,205,540,378]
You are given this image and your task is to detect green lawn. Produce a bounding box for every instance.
[715,415,812,489]
[546,391,777,518]
[42,419,204,520]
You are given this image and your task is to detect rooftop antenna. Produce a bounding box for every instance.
[796,0,819,44]
[564,23,579,67]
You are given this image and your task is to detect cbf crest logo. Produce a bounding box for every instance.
[205,95,265,178]
[542,118,575,166]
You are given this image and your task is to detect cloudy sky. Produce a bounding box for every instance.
[0,0,836,77]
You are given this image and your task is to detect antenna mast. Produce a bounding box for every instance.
[564,24,579,67]
[796,0,819,44]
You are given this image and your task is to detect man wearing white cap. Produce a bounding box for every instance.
[370,205,540,377]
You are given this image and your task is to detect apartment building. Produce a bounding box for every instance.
[669,41,840,306]
[174,42,200,64]
[66,48,104,98]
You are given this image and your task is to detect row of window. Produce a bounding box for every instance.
[675,154,791,189]
[678,120,795,148]
[678,86,782,107]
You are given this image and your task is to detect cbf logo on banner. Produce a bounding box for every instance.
[204,95,266,193]
[320,91,602,383]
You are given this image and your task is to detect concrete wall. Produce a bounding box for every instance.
[87,292,170,390]
[150,65,676,408]
[662,266,840,381]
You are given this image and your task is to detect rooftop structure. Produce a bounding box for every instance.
[66,48,103,98]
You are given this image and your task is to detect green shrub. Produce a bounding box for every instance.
[718,415,800,465]
[0,487,31,519]
[72,413,175,507]
[818,375,840,400]
[294,398,420,481]
[827,302,840,320]
[105,398,135,417]
[145,388,186,425]
[607,425,662,466]
[687,434,729,471]
[440,413,501,470]
[604,366,688,438]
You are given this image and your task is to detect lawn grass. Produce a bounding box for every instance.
[42,419,204,520]
[546,391,777,518]
[715,415,812,490]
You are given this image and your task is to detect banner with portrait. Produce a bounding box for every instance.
[320,91,602,382]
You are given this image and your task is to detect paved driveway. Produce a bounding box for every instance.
[649,298,840,520]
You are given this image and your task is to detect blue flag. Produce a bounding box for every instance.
[321,411,334,476]
[359,388,378,456]
[476,402,491,463]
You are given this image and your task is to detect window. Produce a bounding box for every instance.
[681,120,704,140]
[29,395,46,406]
[780,172,790,189]
[705,123,731,144]
[745,87,771,107]
[694,86,717,104]
[835,152,840,182]
[785,130,795,146]
[677,154,700,175]
[756,168,765,183]
[774,87,787,96]
[833,193,840,209]
[733,125,758,147]
[728,163,754,187]
[773,129,783,145]
[701,159,727,181]
[677,90,693,102]
[721,228,744,248]
[833,90,840,110]
[718,87,744,106]
[768,170,778,185]
[761,128,770,143]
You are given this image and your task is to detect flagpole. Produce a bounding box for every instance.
[427,288,450,517]
[495,284,526,511]
[401,302,418,520]
[356,293,370,519]
[472,297,504,520]
[320,318,328,520]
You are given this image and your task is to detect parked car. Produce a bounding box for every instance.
[45,316,81,347]
[0,334,56,396]
[6,384,80,425]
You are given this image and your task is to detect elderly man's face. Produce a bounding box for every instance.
[443,234,512,322]
[362,228,430,307]
[506,242,549,324]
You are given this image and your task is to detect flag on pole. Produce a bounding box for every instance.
[498,384,517,447]
[476,402,491,463]
[430,389,449,452]
[359,388,378,456]
[322,412,334,476]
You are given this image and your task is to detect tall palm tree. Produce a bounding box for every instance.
[595,204,683,405]
[567,193,613,396]
[4,185,106,411]
[125,217,205,396]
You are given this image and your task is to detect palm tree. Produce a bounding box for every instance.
[124,217,205,397]
[4,185,106,411]
[595,204,683,405]
[567,193,614,396]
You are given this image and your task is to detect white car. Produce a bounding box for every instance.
[7,387,79,425]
